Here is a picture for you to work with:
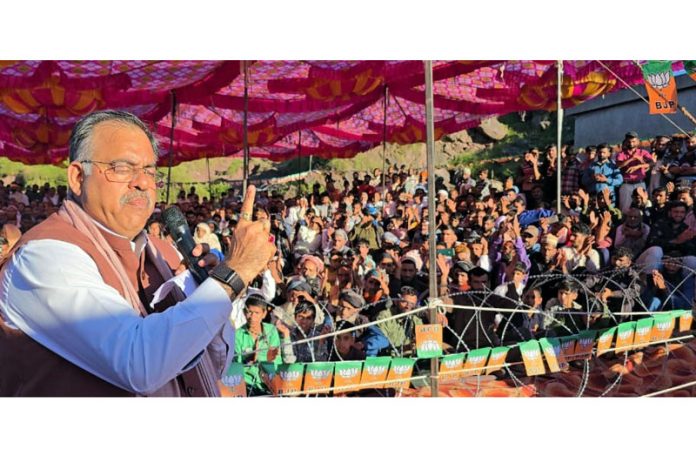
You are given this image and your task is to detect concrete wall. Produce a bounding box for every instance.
[566,75,696,147]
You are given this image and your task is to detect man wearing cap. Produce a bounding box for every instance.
[528,233,562,307]
[521,225,541,255]
[298,254,324,297]
[272,277,325,328]
[616,131,655,214]
[394,254,428,297]
[337,289,370,331]
[349,206,384,251]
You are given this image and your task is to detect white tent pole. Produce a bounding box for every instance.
[382,84,389,191]
[242,61,250,193]
[165,91,177,204]
[424,60,439,398]
[556,60,563,214]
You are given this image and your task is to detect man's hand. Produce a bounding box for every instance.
[275,321,291,339]
[578,188,589,205]
[174,242,219,275]
[652,270,666,290]
[601,187,612,206]
[225,185,276,285]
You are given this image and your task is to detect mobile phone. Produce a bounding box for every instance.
[437,248,455,257]
[545,215,559,225]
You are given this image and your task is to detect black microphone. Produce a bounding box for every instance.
[162,206,209,284]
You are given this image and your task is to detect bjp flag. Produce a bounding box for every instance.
[684,61,696,82]
[641,60,678,114]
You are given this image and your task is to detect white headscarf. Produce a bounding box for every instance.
[194,222,222,252]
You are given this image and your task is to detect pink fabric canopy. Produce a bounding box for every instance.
[0,60,678,165]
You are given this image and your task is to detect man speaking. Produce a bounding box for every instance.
[0,110,275,396]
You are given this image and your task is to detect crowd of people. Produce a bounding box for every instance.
[2,129,696,396]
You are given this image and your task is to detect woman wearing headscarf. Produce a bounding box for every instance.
[193,222,222,253]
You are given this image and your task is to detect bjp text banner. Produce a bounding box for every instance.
[641,60,678,114]
[633,318,654,349]
[439,353,465,382]
[274,363,305,396]
[259,362,277,393]
[597,327,616,356]
[615,322,637,354]
[219,362,247,397]
[485,346,510,375]
[560,336,578,361]
[520,340,545,376]
[416,324,443,358]
[539,338,563,373]
[303,362,334,394]
[675,310,693,332]
[360,357,391,389]
[385,358,415,391]
[651,313,675,342]
[333,361,363,394]
[575,330,597,360]
[462,347,491,377]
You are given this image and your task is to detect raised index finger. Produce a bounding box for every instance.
[240,185,256,221]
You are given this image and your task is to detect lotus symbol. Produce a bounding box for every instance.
[618,331,632,340]
[338,368,359,378]
[310,370,330,380]
[636,327,649,337]
[393,365,410,375]
[366,366,387,376]
[419,340,440,352]
[600,335,611,343]
[279,371,300,382]
[443,359,462,369]
[222,375,242,387]
[648,71,671,89]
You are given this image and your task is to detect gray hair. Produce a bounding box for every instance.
[69,110,160,175]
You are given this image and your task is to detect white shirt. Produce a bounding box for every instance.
[0,238,234,395]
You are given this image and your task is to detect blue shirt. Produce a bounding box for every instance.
[582,160,623,194]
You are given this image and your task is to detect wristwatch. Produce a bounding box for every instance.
[209,264,246,297]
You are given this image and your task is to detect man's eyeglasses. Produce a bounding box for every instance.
[81,160,164,185]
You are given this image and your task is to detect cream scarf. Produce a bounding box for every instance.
[57,199,221,397]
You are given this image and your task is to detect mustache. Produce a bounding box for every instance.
[120,191,152,208]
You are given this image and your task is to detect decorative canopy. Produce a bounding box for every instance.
[0,60,675,165]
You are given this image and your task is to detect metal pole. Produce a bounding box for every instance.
[242,61,250,193]
[424,60,439,398]
[206,155,212,202]
[309,154,313,172]
[298,130,302,174]
[556,60,563,214]
[165,91,177,204]
[382,85,389,191]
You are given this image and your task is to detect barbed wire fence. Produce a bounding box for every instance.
[232,257,696,397]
